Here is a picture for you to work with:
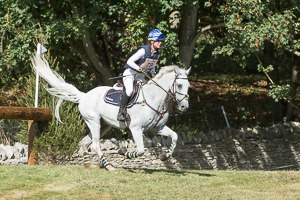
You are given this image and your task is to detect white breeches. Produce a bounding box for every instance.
[122,68,144,96]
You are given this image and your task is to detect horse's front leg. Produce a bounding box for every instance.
[157,125,178,161]
[118,127,145,159]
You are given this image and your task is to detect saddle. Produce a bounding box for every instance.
[104,82,141,108]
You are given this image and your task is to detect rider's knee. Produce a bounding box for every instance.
[125,89,133,97]
[173,134,178,142]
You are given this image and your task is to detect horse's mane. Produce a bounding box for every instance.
[152,65,179,82]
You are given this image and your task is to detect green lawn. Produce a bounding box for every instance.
[0,165,299,200]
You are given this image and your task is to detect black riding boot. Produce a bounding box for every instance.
[117,92,129,121]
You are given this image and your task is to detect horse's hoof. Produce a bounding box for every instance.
[84,162,98,169]
[118,147,127,155]
[160,152,169,161]
[84,162,91,168]
[105,165,117,172]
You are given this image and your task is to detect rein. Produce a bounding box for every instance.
[144,73,174,99]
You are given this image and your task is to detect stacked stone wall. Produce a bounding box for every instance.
[1,122,300,170]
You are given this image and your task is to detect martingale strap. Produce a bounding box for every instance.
[132,85,170,128]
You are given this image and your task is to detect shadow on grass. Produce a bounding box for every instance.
[123,168,215,177]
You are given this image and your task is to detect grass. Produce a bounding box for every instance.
[0,165,299,200]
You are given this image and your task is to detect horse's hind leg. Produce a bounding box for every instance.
[157,126,178,161]
[83,117,115,171]
[80,122,111,154]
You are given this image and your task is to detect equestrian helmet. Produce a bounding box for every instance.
[148,29,164,41]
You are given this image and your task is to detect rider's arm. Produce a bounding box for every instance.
[126,48,145,71]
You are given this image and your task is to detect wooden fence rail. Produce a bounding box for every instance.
[0,106,52,165]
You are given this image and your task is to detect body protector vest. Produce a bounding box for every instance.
[124,44,160,72]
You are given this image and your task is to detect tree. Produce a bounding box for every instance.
[1,0,130,89]
[0,0,37,89]
[178,0,226,67]
[214,0,300,123]
[0,0,184,90]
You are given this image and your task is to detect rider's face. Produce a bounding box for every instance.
[153,41,163,49]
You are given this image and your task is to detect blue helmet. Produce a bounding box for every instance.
[148,29,164,41]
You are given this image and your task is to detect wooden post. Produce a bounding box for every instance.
[28,120,38,165]
[0,106,52,165]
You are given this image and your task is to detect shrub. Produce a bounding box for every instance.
[0,120,20,145]
[16,73,86,164]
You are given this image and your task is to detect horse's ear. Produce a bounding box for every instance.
[186,66,191,76]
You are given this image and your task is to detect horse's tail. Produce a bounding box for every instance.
[30,54,85,122]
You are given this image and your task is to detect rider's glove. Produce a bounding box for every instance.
[137,67,143,73]
[150,72,156,78]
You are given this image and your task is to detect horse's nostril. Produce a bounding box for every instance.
[180,105,186,111]
[179,103,189,111]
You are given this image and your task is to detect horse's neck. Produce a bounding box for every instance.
[142,74,173,110]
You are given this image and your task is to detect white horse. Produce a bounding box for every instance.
[31,54,191,171]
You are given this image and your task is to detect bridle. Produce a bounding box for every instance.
[149,73,189,102]
[170,76,190,103]
[142,72,189,104]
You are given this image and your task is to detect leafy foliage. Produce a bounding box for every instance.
[213,0,300,106]
[268,84,291,102]
[0,120,19,145]
[215,0,300,63]
[0,1,38,89]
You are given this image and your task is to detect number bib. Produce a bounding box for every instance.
[140,58,158,70]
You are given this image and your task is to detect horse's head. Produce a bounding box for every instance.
[171,67,191,112]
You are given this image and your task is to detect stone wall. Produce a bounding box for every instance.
[0,142,28,165]
[1,122,300,170]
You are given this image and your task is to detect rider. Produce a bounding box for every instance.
[117,28,164,121]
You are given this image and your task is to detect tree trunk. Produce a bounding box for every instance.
[179,1,199,68]
[286,55,300,121]
[82,30,113,86]
[263,40,283,124]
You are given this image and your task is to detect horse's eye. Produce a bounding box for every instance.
[177,84,182,89]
